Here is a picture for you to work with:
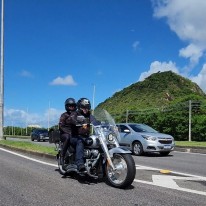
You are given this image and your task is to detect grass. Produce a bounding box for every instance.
[0,140,57,156]
[175,141,206,148]
[0,139,206,156]
[4,135,30,139]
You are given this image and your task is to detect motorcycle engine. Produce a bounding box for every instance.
[91,149,99,158]
[84,149,99,158]
[84,149,91,158]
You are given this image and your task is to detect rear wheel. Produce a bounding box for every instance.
[105,153,136,189]
[132,141,144,156]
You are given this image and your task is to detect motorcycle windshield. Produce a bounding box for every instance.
[93,108,120,140]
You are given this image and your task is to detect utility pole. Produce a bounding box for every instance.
[48,101,50,131]
[126,110,129,123]
[0,0,4,140]
[25,107,28,135]
[188,100,192,141]
[92,84,95,114]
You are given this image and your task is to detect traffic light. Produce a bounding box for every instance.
[191,101,201,113]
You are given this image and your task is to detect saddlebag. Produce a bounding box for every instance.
[49,129,60,144]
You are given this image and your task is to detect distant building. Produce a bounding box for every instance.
[27,124,41,128]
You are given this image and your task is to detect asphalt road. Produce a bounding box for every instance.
[0,147,206,206]
[133,151,206,177]
[6,137,206,176]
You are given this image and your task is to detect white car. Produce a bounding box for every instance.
[116,123,175,156]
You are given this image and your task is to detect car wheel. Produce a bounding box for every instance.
[132,141,144,156]
[159,151,170,156]
[31,137,34,141]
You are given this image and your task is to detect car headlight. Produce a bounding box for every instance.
[142,135,157,141]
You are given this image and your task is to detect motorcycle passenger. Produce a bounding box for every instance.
[69,97,100,172]
[59,97,77,165]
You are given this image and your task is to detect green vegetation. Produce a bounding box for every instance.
[3,126,47,136]
[175,141,206,147]
[0,140,57,156]
[96,71,206,141]
[4,135,30,139]
[0,140,206,157]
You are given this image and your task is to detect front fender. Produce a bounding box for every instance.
[108,146,131,157]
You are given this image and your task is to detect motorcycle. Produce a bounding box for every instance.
[49,109,136,189]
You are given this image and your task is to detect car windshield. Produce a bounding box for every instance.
[129,124,158,133]
[38,129,48,133]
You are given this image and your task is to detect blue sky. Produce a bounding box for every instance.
[1,0,206,128]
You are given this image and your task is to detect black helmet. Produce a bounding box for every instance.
[77,98,91,110]
[65,98,76,112]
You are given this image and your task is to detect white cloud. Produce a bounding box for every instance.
[50,75,77,86]
[20,70,33,77]
[138,61,179,81]
[132,41,139,51]
[4,107,63,128]
[153,0,206,66]
[179,43,203,67]
[138,60,206,93]
[190,64,206,93]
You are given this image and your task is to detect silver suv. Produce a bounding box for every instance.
[116,123,175,156]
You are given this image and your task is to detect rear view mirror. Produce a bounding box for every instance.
[124,129,130,133]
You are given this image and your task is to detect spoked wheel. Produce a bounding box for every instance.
[105,153,136,189]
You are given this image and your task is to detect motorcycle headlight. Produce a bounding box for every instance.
[107,133,116,143]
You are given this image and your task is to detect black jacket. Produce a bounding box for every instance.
[66,110,100,137]
[58,111,77,135]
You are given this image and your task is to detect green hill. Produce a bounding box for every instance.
[96,71,206,113]
[96,71,206,141]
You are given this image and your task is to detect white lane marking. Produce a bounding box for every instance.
[0,147,57,167]
[136,164,206,179]
[1,147,206,196]
[134,179,206,196]
[152,175,180,188]
[135,164,206,196]
[174,150,206,156]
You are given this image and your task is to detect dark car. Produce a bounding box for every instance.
[31,129,49,142]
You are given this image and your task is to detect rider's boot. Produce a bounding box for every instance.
[77,164,86,172]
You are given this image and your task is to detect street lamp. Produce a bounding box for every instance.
[0,0,4,140]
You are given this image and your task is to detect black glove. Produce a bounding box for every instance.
[77,115,85,123]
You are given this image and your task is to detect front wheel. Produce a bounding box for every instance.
[132,141,144,156]
[105,154,136,189]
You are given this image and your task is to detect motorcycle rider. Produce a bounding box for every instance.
[58,97,77,165]
[69,97,100,172]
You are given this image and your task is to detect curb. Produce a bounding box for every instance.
[175,146,206,154]
[1,144,206,158]
[0,144,56,159]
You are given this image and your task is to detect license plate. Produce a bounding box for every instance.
[164,145,171,149]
